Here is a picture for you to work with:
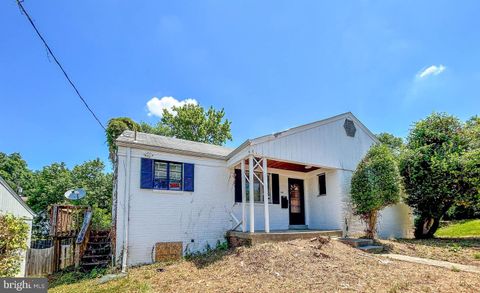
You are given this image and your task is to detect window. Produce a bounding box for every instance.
[318,173,326,196]
[154,160,183,191]
[245,172,273,203]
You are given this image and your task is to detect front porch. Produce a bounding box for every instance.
[226,229,342,247]
[230,153,341,234]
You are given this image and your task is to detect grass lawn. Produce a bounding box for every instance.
[435,219,480,237]
[50,238,480,293]
[381,219,480,267]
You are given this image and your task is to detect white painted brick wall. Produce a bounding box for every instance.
[116,147,234,266]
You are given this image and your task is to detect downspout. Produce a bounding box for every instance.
[121,147,132,273]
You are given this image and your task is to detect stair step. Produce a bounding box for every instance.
[88,241,110,245]
[81,260,110,267]
[358,245,384,253]
[338,238,374,247]
[289,225,309,230]
[82,254,110,259]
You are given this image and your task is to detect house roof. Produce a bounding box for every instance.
[0,175,36,217]
[116,130,234,159]
[116,112,377,161]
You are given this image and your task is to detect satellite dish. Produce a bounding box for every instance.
[64,188,86,200]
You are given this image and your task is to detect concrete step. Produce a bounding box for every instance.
[288,225,309,230]
[358,245,384,253]
[338,238,374,247]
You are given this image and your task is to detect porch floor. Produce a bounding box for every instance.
[226,229,343,246]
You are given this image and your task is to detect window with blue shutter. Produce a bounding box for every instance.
[183,163,194,192]
[141,158,194,192]
[140,158,154,189]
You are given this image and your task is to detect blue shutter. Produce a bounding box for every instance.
[183,163,194,191]
[140,158,154,189]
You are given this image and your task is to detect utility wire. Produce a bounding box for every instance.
[16,0,107,132]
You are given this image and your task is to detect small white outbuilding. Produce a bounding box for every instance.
[0,176,35,277]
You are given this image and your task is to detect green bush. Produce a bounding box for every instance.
[399,113,479,238]
[0,213,30,277]
[351,144,402,238]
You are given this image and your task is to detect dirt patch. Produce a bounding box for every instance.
[381,238,480,266]
[51,237,480,293]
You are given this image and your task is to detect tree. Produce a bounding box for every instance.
[376,133,404,157]
[456,116,480,218]
[71,159,113,230]
[106,104,233,162]
[106,117,141,161]
[27,162,73,214]
[351,144,402,239]
[0,152,33,196]
[159,104,232,145]
[26,159,113,236]
[399,113,468,238]
[0,214,29,277]
[71,159,113,211]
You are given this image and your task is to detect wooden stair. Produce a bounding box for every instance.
[81,230,111,269]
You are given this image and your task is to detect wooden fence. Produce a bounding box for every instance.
[26,244,74,276]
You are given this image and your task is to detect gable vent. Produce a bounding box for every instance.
[343,119,356,137]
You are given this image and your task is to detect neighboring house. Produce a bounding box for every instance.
[0,176,35,277]
[113,112,413,267]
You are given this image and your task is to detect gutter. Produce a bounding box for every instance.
[121,147,132,273]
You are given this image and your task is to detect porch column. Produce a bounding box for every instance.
[248,155,255,233]
[240,160,247,232]
[262,158,270,233]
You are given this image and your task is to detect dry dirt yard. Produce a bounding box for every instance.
[380,237,480,266]
[51,238,480,293]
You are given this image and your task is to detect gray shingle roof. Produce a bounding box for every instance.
[116,130,234,159]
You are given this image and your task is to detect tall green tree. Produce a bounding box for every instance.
[71,159,113,210]
[376,133,404,157]
[0,152,33,196]
[71,159,113,229]
[159,104,232,145]
[106,104,233,161]
[27,162,72,214]
[351,144,402,239]
[456,116,480,218]
[399,113,468,238]
[26,159,113,235]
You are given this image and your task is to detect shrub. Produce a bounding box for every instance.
[351,144,402,238]
[0,213,30,277]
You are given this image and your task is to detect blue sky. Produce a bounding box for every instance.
[1,1,479,171]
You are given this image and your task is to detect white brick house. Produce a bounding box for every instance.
[113,112,413,268]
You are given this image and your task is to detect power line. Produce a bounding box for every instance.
[16,0,107,132]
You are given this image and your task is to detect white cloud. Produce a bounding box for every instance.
[416,64,446,79]
[146,96,198,117]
